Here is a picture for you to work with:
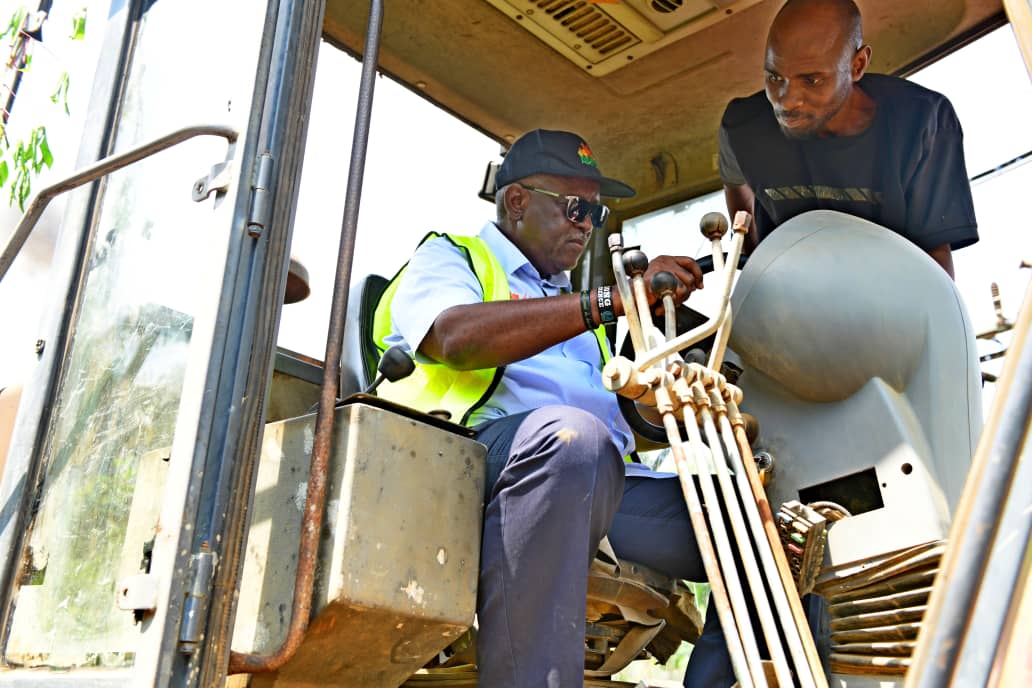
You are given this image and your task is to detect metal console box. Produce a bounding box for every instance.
[232,401,486,687]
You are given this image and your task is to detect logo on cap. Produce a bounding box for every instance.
[577,142,599,169]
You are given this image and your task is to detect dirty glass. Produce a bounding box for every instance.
[3,5,230,668]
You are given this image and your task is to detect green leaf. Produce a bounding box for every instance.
[2,8,25,42]
[39,129,52,168]
[51,73,70,114]
[0,160,8,188]
[18,173,30,211]
[70,8,87,40]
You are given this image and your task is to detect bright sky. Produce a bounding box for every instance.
[1,4,1031,400]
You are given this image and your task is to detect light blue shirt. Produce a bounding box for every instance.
[385,221,635,456]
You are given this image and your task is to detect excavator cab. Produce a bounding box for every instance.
[0,1,1029,687]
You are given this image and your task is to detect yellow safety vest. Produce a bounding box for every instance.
[371,232,610,425]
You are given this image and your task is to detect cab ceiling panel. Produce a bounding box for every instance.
[324,0,1003,217]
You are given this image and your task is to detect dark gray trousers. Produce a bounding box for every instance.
[473,406,734,687]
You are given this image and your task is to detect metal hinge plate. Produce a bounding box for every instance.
[178,547,218,654]
[192,161,233,202]
[118,573,159,612]
[246,152,275,237]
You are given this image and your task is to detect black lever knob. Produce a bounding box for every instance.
[700,212,729,241]
[649,270,678,297]
[365,345,416,394]
[623,249,649,277]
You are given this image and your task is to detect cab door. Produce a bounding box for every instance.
[0,0,323,685]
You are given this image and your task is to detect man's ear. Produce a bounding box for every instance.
[852,44,872,81]
[503,183,526,220]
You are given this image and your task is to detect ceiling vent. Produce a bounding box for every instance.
[485,0,763,76]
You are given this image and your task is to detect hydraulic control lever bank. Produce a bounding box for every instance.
[604,211,828,688]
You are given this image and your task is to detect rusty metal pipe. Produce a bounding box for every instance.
[655,387,754,688]
[701,390,794,688]
[227,0,384,674]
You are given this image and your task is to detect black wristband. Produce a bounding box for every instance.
[596,285,616,325]
[579,290,597,330]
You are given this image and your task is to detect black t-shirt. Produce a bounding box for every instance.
[719,73,978,251]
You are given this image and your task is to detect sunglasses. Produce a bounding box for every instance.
[519,184,610,229]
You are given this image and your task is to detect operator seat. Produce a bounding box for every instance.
[339,273,389,396]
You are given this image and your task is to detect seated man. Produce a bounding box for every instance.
[376,129,733,686]
[719,0,979,278]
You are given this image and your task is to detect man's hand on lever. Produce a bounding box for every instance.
[643,255,704,313]
[419,255,703,371]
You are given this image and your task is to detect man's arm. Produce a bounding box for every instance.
[421,255,704,371]
[717,122,760,253]
[724,183,759,254]
[926,243,955,280]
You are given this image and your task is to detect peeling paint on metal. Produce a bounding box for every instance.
[303,423,314,455]
[293,482,308,512]
[400,580,425,606]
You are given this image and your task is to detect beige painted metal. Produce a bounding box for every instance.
[699,387,792,687]
[728,402,827,686]
[636,210,748,370]
[232,403,486,687]
[482,0,766,77]
[1004,0,1032,79]
[323,0,1001,216]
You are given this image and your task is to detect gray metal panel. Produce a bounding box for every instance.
[730,210,981,516]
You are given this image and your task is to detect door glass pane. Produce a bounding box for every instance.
[3,5,230,668]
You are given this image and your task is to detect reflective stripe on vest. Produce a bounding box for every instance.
[371,231,610,425]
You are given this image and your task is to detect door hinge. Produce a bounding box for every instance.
[178,545,218,655]
[246,152,275,237]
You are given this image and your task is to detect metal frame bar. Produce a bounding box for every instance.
[906,276,1032,687]
[0,124,238,284]
[227,0,385,674]
[193,0,329,683]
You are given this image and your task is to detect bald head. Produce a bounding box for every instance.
[770,0,863,60]
[763,0,872,138]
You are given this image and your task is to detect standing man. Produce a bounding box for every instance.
[374,129,735,686]
[719,0,978,277]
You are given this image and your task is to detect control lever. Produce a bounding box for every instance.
[364,345,416,394]
[623,249,661,357]
[609,234,646,355]
[700,211,730,272]
[649,270,679,342]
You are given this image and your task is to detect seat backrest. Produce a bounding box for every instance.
[339,274,390,397]
[728,210,981,566]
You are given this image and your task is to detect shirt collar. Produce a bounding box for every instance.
[478,221,572,291]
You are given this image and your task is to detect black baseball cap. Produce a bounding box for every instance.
[495,129,636,198]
